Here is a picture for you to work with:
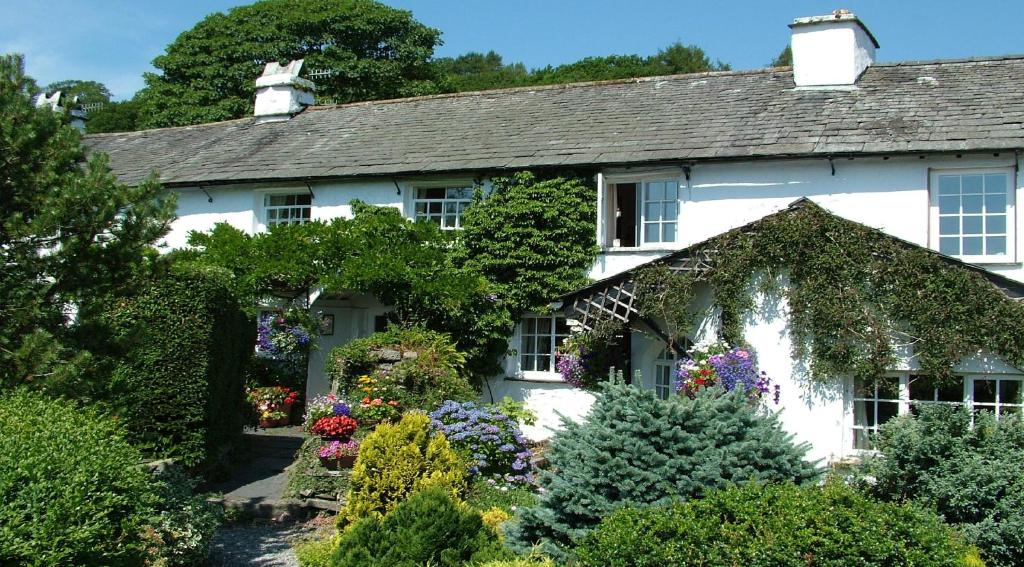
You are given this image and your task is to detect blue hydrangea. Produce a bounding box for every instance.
[429,400,533,484]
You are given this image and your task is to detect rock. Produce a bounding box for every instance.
[375,349,402,362]
[401,350,418,360]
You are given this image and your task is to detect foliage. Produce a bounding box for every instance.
[506,381,819,555]
[257,308,316,362]
[296,536,337,567]
[87,99,141,133]
[529,42,729,86]
[458,171,598,314]
[434,51,530,92]
[675,341,777,403]
[0,54,174,391]
[429,400,533,483]
[141,465,222,567]
[285,437,352,499]
[478,557,557,567]
[350,374,404,422]
[632,264,696,351]
[491,396,538,427]
[556,317,626,389]
[577,480,977,567]
[135,0,446,128]
[0,390,154,566]
[331,487,511,566]
[863,404,1024,567]
[466,478,539,516]
[247,385,300,420]
[319,439,360,459]
[105,265,253,467]
[42,79,112,104]
[769,45,793,67]
[304,393,352,430]
[341,412,468,526]
[328,325,474,410]
[310,415,359,439]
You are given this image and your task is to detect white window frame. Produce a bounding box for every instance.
[515,314,570,379]
[410,184,474,230]
[262,192,312,229]
[601,171,682,250]
[653,348,676,400]
[849,373,1024,451]
[929,167,1016,263]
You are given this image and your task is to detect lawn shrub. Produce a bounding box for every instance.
[328,326,474,410]
[864,404,1024,567]
[332,487,510,567]
[0,390,154,566]
[506,382,819,555]
[140,464,222,566]
[341,412,467,526]
[106,265,253,467]
[296,537,337,567]
[466,478,539,515]
[576,481,977,567]
[430,400,533,483]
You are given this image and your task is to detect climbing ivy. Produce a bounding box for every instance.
[635,202,1024,382]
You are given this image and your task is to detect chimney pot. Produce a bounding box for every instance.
[789,9,879,88]
[254,59,316,122]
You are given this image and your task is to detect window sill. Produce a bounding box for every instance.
[600,246,679,254]
[950,256,1018,266]
[505,373,567,384]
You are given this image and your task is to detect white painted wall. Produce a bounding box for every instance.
[483,375,596,441]
[306,294,390,400]
[591,154,1024,283]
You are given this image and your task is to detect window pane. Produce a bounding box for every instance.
[986,215,1006,234]
[297,194,312,205]
[521,354,536,371]
[418,187,445,199]
[429,202,442,214]
[444,202,459,215]
[555,318,570,336]
[853,429,874,450]
[937,380,964,402]
[985,194,1006,213]
[666,181,678,200]
[939,216,959,235]
[664,202,678,220]
[974,379,996,404]
[537,317,552,335]
[939,195,960,214]
[963,195,983,214]
[537,354,552,372]
[415,203,428,215]
[938,175,960,195]
[939,237,960,255]
[302,208,311,218]
[523,318,536,335]
[267,209,278,220]
[645,202,662,221]
[987,237,1006,255]
[647,182,665,201]
[1001,380,1022,405]
[985,173,1008,193]
[962,216,983,235]
[447,187,472,199]
[644,223,660,243]
[521,335,535,356]
[963,237,983,256]
[537,336,552,357]
[910,377,935,401]
[853,378,873,399]
[854,400,875,426]
[878,401,899,425]
[962,174,983,194]
[878,378,900,399]
[663,223,676,243]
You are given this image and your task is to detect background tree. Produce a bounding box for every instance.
[135,0,447,128]
[770,45,793,67]
[433,51,529,92]
[42,79,112,104]
[0,53,175,390]
[86,99,141,133]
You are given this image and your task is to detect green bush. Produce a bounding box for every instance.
[106,265,253,467]
[864,404,1024,567]
[332,487,510,567]
[0,390,154,566]
[341,411,468,526]
[577,481,977,567]
[140,465,222,566]
[328,326,475,411]
[506,382,819,555]
[466,478,539,515]
[286,437,353,500]
[296,537,336,567]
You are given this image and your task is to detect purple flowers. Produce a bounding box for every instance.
[556,351,587,388]
[429,400,533,484]
[676,341,779,404]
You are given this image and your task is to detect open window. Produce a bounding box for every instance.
[603,178,679,248]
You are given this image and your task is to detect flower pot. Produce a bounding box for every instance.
[319,454,356,470]
[319,455,339,470]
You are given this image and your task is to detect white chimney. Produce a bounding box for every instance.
[254,59,315,123]
[34,91,87,132]
[789,9,879,88]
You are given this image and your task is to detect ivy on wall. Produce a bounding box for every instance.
[633,201,1024,382]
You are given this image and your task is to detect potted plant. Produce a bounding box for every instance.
[318,439,360,470]
[247,385,301,428]
[303,394,352,432]
[349,374,402,425]
[309,414,359,440]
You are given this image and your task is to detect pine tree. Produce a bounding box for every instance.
[506,381,820,555]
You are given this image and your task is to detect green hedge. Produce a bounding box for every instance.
[0,390,154,566]
[577,481,980,567]
[107,265,253,467]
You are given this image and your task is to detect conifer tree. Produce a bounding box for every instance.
[506,381,819,555]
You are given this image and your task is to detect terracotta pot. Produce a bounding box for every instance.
[319,455,339,470]
[319,454,357,470]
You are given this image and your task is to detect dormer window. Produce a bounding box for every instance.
[602,177,679,248]
[264,193,311,227]
[930,169,1014,262]
[414,186,473,230]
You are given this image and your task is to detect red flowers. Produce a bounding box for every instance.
[310,415,358,440]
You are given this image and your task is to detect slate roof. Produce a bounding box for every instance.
[85,55,1024,187]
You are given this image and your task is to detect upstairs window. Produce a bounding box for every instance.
[931,169,1014,262]
[265,193,311,227]
[519,315,569,374]
[414,186,473,230]
[604,179,679,248]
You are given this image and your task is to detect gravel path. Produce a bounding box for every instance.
[209,521,318,567]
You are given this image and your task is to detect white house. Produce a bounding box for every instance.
[85,10,1024,464]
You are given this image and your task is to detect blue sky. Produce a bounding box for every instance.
[1,0,1020,101]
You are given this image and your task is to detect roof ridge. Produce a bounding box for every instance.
[84,115,253,138]
[872,53,1024,68]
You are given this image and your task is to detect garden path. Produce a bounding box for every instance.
[207,426,306,517]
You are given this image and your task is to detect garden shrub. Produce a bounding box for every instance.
[341,412,467,526]
[430,400,533,483]
[106,265,253,468]
[576,481,978,567]
[140,465,222,566]
[506,381,819,555]
[466,478,539,516]
[296,537,337,567]
[0,390,154,566]
[332,487,510,567]
[328,326,475,410]
[864,404,1024,567]
[285,437,352,500]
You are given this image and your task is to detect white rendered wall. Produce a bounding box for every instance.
[591,154,1024,283]
[482,375,596,441]
[306,294,390,400]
